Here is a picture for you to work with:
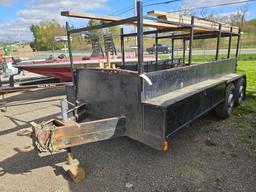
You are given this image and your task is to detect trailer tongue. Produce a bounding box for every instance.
[30,116,126,153]
[17,1,245,183]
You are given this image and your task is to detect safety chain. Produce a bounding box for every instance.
[34,122,56,154]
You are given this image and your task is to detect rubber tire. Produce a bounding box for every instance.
[234,78,246,106]
[215,83,235,119]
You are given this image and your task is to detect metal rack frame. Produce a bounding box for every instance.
[65,1,241,78]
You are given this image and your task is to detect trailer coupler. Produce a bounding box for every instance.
[16,116,126,182]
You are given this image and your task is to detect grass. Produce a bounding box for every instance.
[237,60,256,97]
[235,59,256,115]
[241,45,256,49]
[160,54,256,63]
[234,59,256,144]
[191,53,256,63]
[192,45,256,49]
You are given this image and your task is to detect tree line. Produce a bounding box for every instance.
[30,19,120,51]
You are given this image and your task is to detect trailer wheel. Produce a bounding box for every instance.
[234,78,245,106]
[215,83,235,119]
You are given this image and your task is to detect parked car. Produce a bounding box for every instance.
[146,44,172,54]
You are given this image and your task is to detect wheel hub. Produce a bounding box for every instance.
[228,93,234,113]
[239,85,244,101]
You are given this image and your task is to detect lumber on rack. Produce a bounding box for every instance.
[148,10,239,34]
[61,11,187,30]
[61,11,121,22]
[61,10,239,33]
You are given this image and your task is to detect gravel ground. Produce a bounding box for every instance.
[0,88,255,192]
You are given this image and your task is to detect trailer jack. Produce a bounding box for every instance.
[63,148,85,183]
[16,116,126,182]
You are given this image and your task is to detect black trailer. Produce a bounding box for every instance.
[18,1,246,182]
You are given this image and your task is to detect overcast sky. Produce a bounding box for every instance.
[0,0,255,42]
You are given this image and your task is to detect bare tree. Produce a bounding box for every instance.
[229,4,248,30]
[180,4,192,16]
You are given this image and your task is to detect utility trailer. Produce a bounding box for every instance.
[18,1,246,182]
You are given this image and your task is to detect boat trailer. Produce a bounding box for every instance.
[17,1,246,183]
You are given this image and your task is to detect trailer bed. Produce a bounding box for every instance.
[144,73,243,107]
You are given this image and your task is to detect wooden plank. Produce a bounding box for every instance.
[148,10,239,34]
[148,10,216,26]
[61,11,121,21]
[62,11,181,29]
[148,11,216,32]
[102,18,181,29]
[61,10,239,33]
[150,11,192,23]
[143,19,178,29]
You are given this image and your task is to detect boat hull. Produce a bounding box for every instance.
[14,57,106,81]
[19,65,72,81]
[15,56,156,81]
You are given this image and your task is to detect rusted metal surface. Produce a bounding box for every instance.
[0,82,69,95]
[23,116,126,154]
[52,116,126,150]
[16,114,126,184]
